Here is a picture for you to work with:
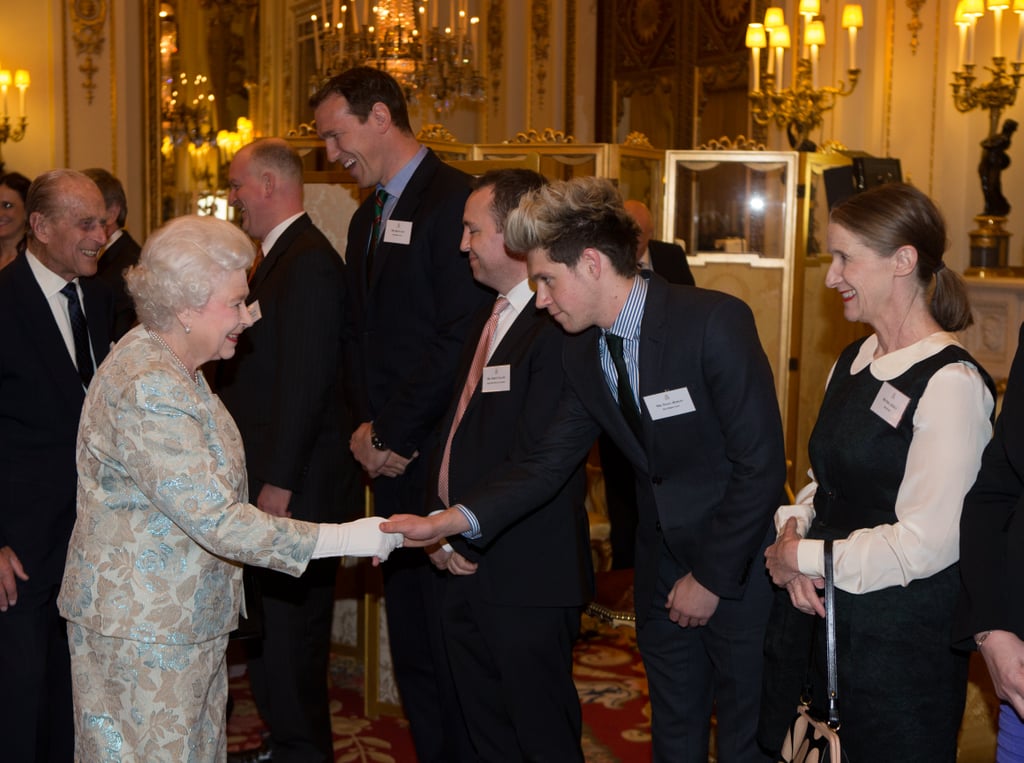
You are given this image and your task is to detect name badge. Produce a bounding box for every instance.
[481,364,511,393]
[247,299,262,324]
[870,381,910,428]
[383,219,413,245]
[644,387,696,420]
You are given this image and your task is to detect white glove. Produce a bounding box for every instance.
[312,516,404,561]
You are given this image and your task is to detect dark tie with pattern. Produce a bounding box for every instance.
[60,281,94,388]
[606,332,641,438]
[366,187,389,285]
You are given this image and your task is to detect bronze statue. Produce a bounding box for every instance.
[980,119,1019,217]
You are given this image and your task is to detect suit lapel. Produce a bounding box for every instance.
[80,278,112,369]
[250,214,309,292]
[10,255,87,408]
[367,150,439,292]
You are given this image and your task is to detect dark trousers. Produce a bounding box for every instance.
[443,573,584,762]
[247,557,340,763]
[636,546,774,763]
[383,547,477,763]
[0,583,74,762]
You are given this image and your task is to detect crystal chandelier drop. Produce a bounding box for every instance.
[311,1,485,114]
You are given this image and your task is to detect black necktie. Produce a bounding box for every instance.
[60,281,94,388]
[606,332,641,437]
[366,187,389,285]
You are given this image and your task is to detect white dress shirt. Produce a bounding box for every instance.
[775,332,994,593]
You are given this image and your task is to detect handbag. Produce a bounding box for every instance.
[777,540,846,763]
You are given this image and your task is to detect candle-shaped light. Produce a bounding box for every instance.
[798,0,820,57]
[773,24,791,84]
[746,23,767,91]
[471,16,480,68]
[955,1,969,69]
[990,0,1010,58]
[14,70,28,117]
[964,0,985,64]
[1014,0,1024,61]
[0,69,11,118]
[805,20,825,89]
[312,15,322,71]
[842,4,864,69]
[764,7,785,75]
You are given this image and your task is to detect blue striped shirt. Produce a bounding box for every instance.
[600,275,647,409]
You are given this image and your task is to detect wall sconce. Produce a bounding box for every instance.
[747,4,862,150]
[0,66,29,172]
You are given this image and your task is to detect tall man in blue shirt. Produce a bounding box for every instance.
[311,68,490,763]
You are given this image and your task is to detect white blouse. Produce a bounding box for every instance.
[775,332,994,594]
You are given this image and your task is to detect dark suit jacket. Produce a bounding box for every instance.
[343,148,492,515]
[461,275,786,624]
[0,253,113,593]
[95,229,141,340]
[217,214,355,524]
[648,239,695,286]
[429,295,592,607]
[956,322,1024,645]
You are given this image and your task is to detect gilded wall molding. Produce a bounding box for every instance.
[488,0,503,113]
[505,128,575,144]
[70,0,108,105]
[532,0,550,109]
[907,0,926,55]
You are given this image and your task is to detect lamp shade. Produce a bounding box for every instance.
[799,0,821,15]
[746,23,768,48]
[805,20,826,46]
[988,0,1010,10]
[764,6,786,28]
[14,70,29,89]
[963,0,985,16]
[773,24,792,48]
[0,71,11,88]
[842,4,864,28]
[1014,0,1024,12]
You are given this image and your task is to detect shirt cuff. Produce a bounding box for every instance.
[797,538,825,579]
[455,504,482,540]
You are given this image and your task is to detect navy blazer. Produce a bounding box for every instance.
[217,214,356,524]
[95,230,142,340]
[428,296,592,607]
[648,239,695,286]
[956,322,1024,645]
[460,275,786,624]
[342,148,492,514]
[0,253,113,590]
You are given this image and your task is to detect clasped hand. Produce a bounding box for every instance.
[765,516,825,617]
[349,422,417,479]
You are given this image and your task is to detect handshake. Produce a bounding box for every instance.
[316,509,471,563]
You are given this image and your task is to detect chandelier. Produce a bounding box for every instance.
[310,0,485,113]
[746,2,863,149]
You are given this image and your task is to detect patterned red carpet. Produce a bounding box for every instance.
[226,615,653,762]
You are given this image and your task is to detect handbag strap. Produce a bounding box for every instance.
[824,539,840,730]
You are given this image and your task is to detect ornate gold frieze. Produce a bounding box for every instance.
[505,128,576,144]
[417,124,460,143]
[699,135,766,150]
[623,131,654,148]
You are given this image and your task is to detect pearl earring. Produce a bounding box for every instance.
[184,325,191,334]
